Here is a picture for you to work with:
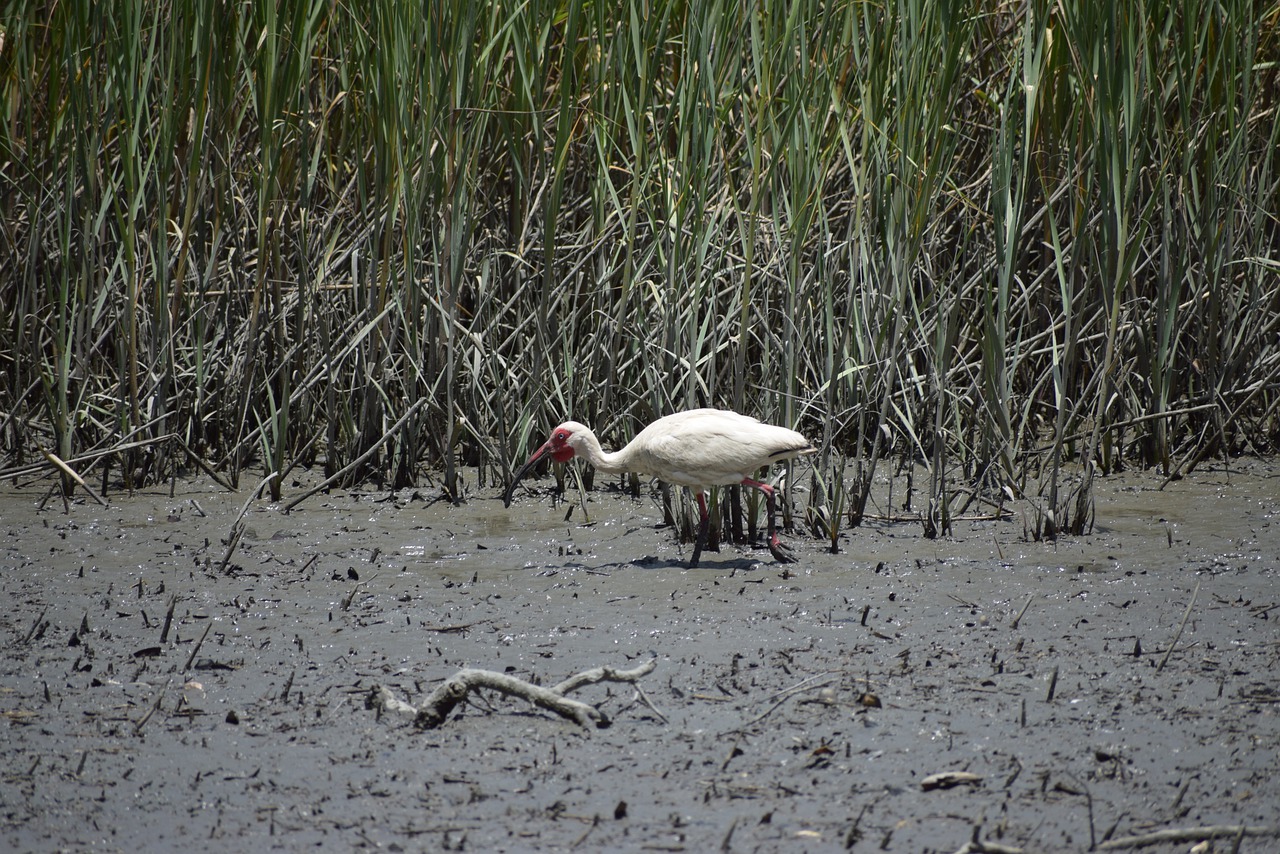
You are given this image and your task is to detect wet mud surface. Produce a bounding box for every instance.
[2,461,1279,852]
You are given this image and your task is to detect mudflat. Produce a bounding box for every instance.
[2,461,1277,852]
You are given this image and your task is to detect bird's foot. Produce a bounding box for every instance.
[688,513,709,568]
[691,504,711,571]
[767,534,797,564]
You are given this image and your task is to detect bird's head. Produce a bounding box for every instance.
[538,421,588,463]
[501,421,590,506]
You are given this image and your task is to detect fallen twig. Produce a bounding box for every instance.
[738,675,837,729]
[420,671,601,728]
[569,814,600,849]
[422,620,486,633]
[1096,824,1279,850]
[765,671,838,703]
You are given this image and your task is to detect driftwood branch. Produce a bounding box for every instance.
[371,657,659,730]
[419,669,605,728]
[549,658,659,695]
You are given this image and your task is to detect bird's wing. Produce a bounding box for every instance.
[634,411,806,487]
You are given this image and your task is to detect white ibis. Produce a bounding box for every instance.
[502,408,816,566]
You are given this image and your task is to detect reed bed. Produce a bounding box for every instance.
[2,0,1277,544]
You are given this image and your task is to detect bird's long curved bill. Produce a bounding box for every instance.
[502,443,550,507]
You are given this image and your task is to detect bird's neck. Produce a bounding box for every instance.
[578,432,629,474]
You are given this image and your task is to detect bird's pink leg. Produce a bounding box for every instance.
[689,491,710,568]
[742,478,795,563]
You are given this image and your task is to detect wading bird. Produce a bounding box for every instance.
[502,409,815,567]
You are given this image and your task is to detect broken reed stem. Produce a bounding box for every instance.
[182,622,212,672]
[215,524,244,575]
[133,677,173,735]
[159,595,176,644]
[340,578,369,611]
[1157,579,1200,673]
[719,816,739,852]
[1010,593,1034,630]
[720,731,746,772]
[175,437,235,491]
[216,471,277,574]
[38,444,108,507]
[1045,665,1059,702]
[235,471,279,524]
[0,435,179,484]
[23,607,48,643]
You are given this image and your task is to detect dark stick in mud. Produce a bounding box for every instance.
[133,678,173,735]
[23,607,48,644]
[159,595,176,644]
[182,622,212,672]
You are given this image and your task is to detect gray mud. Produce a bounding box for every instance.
[2,461,1278,852]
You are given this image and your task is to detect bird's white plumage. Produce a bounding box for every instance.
[558,408,813,488]
[504,408,814,566]
[614,409,810,487]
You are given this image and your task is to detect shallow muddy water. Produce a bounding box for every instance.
[2,460,1278,852]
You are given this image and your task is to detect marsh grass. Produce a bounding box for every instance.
[1,0,1276,548]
